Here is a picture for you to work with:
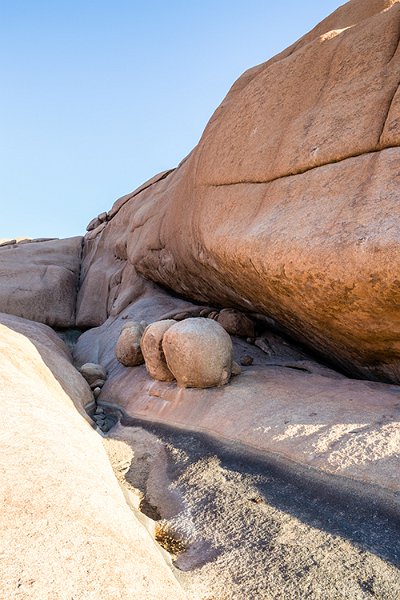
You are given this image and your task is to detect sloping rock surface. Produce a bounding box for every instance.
[77,0,400,383]
[0,237,82,328]
[0,314,185,599]
[75,293,400,516]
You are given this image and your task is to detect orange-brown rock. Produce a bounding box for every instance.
[141,320,176,382]
[0,237,82,328]
[76,0,400,383]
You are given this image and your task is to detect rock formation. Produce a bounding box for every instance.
[76,0,400,384]
[0,237,82,328]
[1,1,400,596]
[0,313,185,598]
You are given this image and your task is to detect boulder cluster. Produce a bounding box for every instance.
[115,316,243,389]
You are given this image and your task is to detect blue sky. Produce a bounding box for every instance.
[0,1,344,239]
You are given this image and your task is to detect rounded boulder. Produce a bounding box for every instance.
[141,320,176,382]
[115,321,147,367]
[162,318,233,388]
[79,362,107,386]
[215,309,255,338]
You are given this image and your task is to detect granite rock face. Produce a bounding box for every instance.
[0,313,185,599]
[74,290,400,516]
[77,0,400,383]
[0,237,82,328]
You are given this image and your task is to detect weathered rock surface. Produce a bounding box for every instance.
[74,290,400,514]
[162,318,233,388]
[77,0,400,383]
[141,320,176,382]
[0,313,185,599]
[115,320,147,366]
[0,236,82,328]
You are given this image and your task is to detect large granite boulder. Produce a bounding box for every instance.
[0,237,82,328]
[0,313,185,599]
[76,0,400,383]
[162,318,233,388]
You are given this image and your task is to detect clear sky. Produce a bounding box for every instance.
[0,0,344,239]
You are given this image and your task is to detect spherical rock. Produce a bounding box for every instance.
[162,318,233,388]
[141,320,176,382]
[215,309,255,338]
[115,321,146,367]
[79,362,107,386]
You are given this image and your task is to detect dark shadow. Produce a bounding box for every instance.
[118,413,400,569]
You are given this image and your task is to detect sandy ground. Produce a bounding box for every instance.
[102,420,400,600]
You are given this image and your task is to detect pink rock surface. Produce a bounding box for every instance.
[77,0,400,383]
[0,237,82,328]
[0,313,185,599]
[74,291,400,512]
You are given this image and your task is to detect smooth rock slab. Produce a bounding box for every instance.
[0,314,185,599]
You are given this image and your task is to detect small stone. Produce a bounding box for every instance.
[240,355,254,366]
[95,407,104,415]
[86,217,102,231]
[79,363,107,386]
[231,361,241,376]
[93,387,101,398]
[207,311,219,320]
[90,379,105,390]
[141,320,176,382]
[100,416,117,432]
[249,496,264,504]
[216,309,255,338]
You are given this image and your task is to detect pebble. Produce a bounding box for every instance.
[207,311,219,320]
[231,361,242,376]
[174,312,189,321]
[90,379,105,390]
[93,387,101,399]
[240,355,254,366]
